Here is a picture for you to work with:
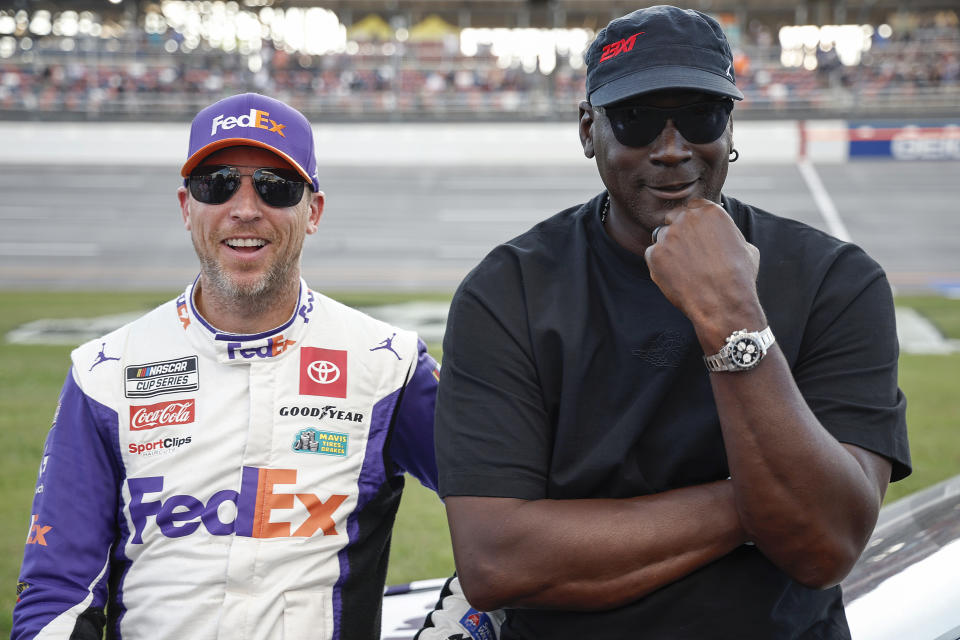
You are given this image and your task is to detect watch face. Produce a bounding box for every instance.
[730,336,762,368]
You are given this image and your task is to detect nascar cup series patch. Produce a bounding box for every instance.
[125,356,199,398]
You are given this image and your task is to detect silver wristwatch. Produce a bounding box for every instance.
[703,327,775,372]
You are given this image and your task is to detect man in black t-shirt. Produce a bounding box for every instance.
[434,6,911,640]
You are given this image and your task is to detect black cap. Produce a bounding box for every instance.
[585,5,744,107]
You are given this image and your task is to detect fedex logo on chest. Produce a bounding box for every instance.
[128,467,348,543]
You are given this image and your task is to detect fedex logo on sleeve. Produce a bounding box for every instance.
[211,109,286,137]
[127,467,347,543]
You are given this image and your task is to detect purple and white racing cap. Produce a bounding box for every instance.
[180,93,320,192]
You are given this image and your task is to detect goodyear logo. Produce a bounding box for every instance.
[125,356,199,398]
[211,109,286,137]
[292,428,348,457]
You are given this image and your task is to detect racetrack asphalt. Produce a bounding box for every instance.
[1,158,957,295]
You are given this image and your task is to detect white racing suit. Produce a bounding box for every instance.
[13,279,440,640]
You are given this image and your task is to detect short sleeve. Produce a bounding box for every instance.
[792,247,911,481]
[435,256,553,500]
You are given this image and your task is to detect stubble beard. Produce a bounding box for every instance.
[194,241,301,318]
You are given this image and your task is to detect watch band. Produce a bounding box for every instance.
[704,326,775,372]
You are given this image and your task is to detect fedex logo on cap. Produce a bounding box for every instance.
[128,467,348,543]
[211,109,286,137]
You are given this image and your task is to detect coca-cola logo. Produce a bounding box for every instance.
[129,399,196,431]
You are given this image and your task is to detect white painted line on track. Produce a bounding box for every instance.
[797,159,852,242]
[0,242,100,257]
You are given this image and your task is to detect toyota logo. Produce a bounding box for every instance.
[307,360,341,385]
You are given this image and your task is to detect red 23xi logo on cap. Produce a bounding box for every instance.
[600,31,645,63]
[300,348,348,398]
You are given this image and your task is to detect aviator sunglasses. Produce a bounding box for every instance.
[600,98,734,148]
[188,165,308,208]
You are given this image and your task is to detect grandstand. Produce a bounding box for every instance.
[0,1,957,121]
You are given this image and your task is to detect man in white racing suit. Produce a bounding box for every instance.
[13,93,441,640]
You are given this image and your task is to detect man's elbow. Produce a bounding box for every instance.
[765,535,863,590]
[456,556,533,611]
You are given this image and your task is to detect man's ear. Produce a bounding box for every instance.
[305,191,324,235]
[177,186,191,230]
[728,127,735,157]
[579,100,596,159]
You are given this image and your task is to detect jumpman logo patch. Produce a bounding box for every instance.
[90,343,120,371]
[369,333,402,360]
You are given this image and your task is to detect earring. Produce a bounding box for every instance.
[729,148,739,163]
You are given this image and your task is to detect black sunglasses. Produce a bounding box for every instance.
[600,99,734,148]
[188,165,307,208]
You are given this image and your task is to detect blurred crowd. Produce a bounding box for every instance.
[0,10,958,120]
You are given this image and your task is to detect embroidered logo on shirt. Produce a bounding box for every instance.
[26,515,51,546]
[176,294,191,330]
[599,31,645,63]
[298,290,315,323]
[130,399,196,431]
[299,348,348,398]
[125,356,199,398]
[279,405,364,424]
[89,342,120,371]
[128,436,193,457]
[225,334,295,360]
[631,331,686,367]
[369,332,402,360]
[292,428,348,457]
[127,468,348,542]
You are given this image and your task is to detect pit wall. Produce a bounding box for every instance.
[0,120,957,167]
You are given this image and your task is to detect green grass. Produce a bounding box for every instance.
[1,292,957,635]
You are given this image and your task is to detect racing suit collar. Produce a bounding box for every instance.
[179,276,316,364]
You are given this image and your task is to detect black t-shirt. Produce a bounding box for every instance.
[435,193,911,640]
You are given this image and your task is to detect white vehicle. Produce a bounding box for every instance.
[381,474,960,640]
[844,474,960,640]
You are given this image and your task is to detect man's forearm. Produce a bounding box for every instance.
[707,347,890,587]
[446,480,746,611]
[645,199,891,588]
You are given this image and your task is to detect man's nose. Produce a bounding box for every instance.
[230,176,263,221]
[648,120,693,166]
